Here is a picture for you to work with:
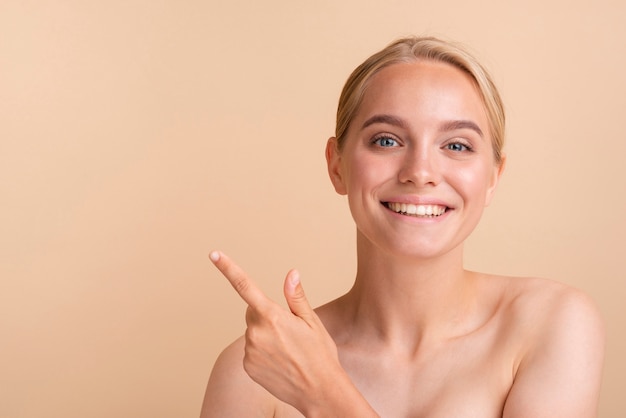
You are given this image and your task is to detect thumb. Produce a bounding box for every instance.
[283,269,316,325]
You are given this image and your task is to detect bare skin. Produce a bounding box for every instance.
[201,61,605,417]
[202,254,604,417]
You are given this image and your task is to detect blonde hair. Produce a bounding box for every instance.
[335,36,505,163]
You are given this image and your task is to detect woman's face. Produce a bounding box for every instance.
[327,61,504,259]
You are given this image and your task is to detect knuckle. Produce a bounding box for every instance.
[255,304,273,321]
[245,306,255,324]
[267,310,282,327]
[245,326,257,343]
[292,289,307,302]
[232,275,250,296]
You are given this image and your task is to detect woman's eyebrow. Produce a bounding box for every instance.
[439,120,484,138]
[363,115,484,138]
[362,114,408,130]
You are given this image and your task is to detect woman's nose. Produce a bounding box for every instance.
[397,148,441,187]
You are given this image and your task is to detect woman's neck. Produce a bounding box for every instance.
[340,232,479,354]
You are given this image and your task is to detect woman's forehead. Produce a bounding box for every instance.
[355,61,489,129]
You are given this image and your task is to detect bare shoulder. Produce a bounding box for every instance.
[200,336,276,418]
[493,275,605,369]
[491,275,606,417]
[496,275,605,342]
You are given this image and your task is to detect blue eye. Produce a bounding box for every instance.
[446,142,472,152]
[373,136,399,147]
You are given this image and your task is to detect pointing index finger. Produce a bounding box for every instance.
[209,251,269,309]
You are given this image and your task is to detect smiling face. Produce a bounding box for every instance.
[327,60,505,260]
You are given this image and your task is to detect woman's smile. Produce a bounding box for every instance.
[382,202,449,218]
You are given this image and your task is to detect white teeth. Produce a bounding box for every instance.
[386,202,446,217]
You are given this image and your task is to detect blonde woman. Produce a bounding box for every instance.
[201,37,605,417]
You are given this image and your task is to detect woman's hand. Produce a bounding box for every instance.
[209,250,376,416]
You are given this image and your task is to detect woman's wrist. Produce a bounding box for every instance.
[302,366,379,418]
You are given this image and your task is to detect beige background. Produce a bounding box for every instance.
[1,0,624,416]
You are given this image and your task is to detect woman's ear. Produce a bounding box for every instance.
[485,153,506,206]
[325,137,347,195]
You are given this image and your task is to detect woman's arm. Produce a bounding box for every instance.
[503,287,605,417]
[204,251,379,417]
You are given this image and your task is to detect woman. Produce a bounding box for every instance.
[201,36,605,417]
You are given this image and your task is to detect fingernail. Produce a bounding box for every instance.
[209,251,220,262]
[290,270,300,287]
